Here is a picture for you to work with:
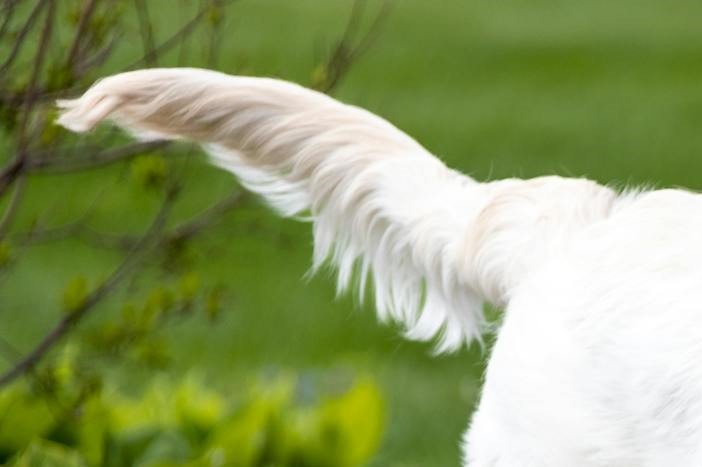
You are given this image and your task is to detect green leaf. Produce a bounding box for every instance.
[76,398,111,466]
[132,339,170,368]
[143,287,176,324]
[61,276,89,312]
[53,343,79,387]
[132,430,192,467]
[207,5,223,26]
[131,154,168,190]
[291,377,385,467]
[174,375,225,441]
[319,377,385,466]
[311,64,329,90]
[6,439,87,467]
[205,378,295,467]
[0,387,55,453]
[204,286,225,322]
[0,370,383,466]
[178,272,200,302]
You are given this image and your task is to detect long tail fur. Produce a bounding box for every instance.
[56,68,616,352]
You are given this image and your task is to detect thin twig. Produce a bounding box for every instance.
[0,0,49,76]
[0,0,55,199]
[176,0,191,65]
[169,190,246,240]
[19,221,137,250]
[318,0,392,94]
[0,0,18,41]
[73,31,122,75]
[134,0,157,66]
[0,175,26,238]
[352,0,393,57]
[18,190,246,251]
[18,0,54,141]
[29,140,169,173]
[340,0,367,46]
[206,0,224,69]
[0,87,79,106]
[125,0,236,70]
[0,158,26,198]
[66,0,98,72]
[0,335,22,363]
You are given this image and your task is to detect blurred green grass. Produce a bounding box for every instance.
[2,0,702,465]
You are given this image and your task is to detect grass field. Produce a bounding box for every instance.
[3,0,702,465]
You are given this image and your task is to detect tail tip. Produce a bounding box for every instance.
[55,99,89,132]
[54,93,122,133]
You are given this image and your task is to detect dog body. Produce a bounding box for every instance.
[57,68,702,466]
[467,189,702,466]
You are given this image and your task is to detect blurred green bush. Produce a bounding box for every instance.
[0,347,384,467]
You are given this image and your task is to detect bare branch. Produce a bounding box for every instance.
[317,0,393,94]
[205,0,224,68]
[0,157,27,198]
[0,0,18,41]
[339,0,367,46]
[0,87,81,106]
[0,0,55,199]
[29,140,169,173]
[134,0,158,66]
[0,185,179,388]
[352,0,393,57]
[18,0,54,136]
[0,335,22,363]
[0,175,26,238]
[18,190,246,251]
[0,0,49,77]
[125,0,236,70]
[19,220,138,250]
[66,0,98,72]
[73,31,122,76]
[169,189,246,240]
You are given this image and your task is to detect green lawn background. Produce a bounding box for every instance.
[2,1,702,465]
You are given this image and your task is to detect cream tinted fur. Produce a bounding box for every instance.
[57,68,702,466]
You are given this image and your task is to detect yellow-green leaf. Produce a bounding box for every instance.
[62,276,89,312]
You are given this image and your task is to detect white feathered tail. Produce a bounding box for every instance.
[56,68,615,352]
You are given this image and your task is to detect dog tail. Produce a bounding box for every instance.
[56,67,492,352]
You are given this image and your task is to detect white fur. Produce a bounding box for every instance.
[56,68,702,466]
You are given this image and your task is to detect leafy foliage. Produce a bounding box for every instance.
[0,350,384,467]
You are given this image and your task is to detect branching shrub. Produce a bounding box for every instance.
[0,0,389,465]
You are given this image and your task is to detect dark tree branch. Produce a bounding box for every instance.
[0,157,27,198]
